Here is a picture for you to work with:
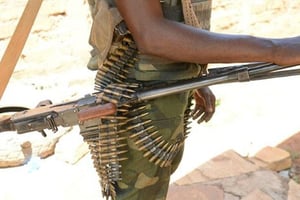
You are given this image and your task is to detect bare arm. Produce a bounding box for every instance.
[116,0,300,66]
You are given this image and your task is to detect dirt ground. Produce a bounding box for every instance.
[1,0,300,199]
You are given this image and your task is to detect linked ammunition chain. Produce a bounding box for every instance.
[81,30,194,199]
[126,105,185,168]
[183,96,193,138]
[80,34,140,199]
[80,116,128,199]
[94,35,138,92]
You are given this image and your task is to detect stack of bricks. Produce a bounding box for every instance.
[167,132,300,200]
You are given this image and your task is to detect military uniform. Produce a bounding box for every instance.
[85,0,212,199]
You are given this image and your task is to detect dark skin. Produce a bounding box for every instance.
[115,0,300,123]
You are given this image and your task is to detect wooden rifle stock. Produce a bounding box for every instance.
[78,103,117,122]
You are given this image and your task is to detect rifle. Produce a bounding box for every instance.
[0,62,299,136]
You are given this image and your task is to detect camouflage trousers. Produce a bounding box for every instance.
[115,91,190,200]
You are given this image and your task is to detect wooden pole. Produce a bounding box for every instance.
[0,0,43,100]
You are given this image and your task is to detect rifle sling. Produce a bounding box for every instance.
[0,106,29,114]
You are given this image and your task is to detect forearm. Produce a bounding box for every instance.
[138,20,275,64]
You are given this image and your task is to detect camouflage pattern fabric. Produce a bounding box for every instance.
[115,91,190,200]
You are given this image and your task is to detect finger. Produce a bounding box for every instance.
[202,103,215,122]
[197,114,206,124]
[205,95,216,113]
[203,98,216,120]
[204,111,214,122]
[192,107,205,120]
[197,111,213,124]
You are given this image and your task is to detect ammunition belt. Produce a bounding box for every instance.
[80,22,193,200]
[80,116,127,199]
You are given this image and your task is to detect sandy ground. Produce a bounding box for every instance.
[1,0,300,199]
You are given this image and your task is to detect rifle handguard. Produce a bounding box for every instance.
[78,103,117,122]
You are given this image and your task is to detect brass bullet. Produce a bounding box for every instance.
[129,126,155,139]
[143,140,165,158]
[135,130,159,145]
[138,135,163,151]
[126,119,152,130]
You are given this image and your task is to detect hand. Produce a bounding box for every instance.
[191,87,216,124]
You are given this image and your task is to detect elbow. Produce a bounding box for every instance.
[132,30,160,55]
[135,37,150,55]
[127,18,168,56]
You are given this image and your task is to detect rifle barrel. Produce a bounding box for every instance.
[135,74,236,102]
[135,63,299,102]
